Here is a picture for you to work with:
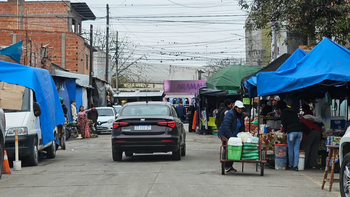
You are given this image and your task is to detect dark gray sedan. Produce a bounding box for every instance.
[111,102,186,161]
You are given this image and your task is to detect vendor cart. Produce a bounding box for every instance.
[220,136,267,176]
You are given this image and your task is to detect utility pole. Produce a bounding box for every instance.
[105,4,109,82]
[89,24,94,107]
[115,31,119,90]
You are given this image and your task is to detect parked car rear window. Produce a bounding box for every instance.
[97,108,114,116]
[121,105,170,116]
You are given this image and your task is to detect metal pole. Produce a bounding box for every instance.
[249,98,252,132]
[274,26,278,60]
[17,0,19,29]
[105,4,109,82]
[13,129,21,171]
[15,129,18,162]
[115,31,119,90]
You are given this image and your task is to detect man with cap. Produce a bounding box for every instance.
[218,100,246,172]
[272,95,281,108]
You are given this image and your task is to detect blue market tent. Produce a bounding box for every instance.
[244,49,307,98]
[241,54,291,97]
[276,48,307,72]
[256,38,350,97]
[0,60,65,145]
[53,77,77,121]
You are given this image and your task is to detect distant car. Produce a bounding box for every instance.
[113,105,122,116]
[111,102,186,161]
[95,107,117,134]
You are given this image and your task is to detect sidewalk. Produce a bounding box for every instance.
[298,168,340,196]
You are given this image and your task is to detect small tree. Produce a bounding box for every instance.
[202,58,244,79]
[83,28,146,86]
[239,0,350,45]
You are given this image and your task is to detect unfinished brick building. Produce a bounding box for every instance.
[0,0,95,74]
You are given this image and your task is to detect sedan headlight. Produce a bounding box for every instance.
[107,119,114,124]
[7,127,28,136]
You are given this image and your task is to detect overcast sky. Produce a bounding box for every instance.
[79,0,248,67]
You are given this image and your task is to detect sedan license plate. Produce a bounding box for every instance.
[134,125,151,130]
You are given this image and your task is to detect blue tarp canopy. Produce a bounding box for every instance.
[54,77,76,121]
[0,60,65,145]
[244,49,306,98]
[256,38,350,97]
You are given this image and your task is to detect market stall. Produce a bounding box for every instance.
[196,86,241,134]
[248,38,350,170]
[200,65,260,135]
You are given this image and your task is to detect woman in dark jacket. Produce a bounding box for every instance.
[87,104,99,133]
[281,106,302,171]
[218,100,245,172]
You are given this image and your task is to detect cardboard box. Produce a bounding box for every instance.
[0,82,25,110]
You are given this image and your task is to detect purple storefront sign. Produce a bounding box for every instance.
[164,80,206,94]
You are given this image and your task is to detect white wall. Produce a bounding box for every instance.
[93,48,112,83]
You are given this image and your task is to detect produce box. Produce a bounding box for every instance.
[259,133,287,150]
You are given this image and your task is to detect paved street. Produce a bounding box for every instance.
[0,128,340,197]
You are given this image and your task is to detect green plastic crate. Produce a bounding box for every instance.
[227,145,242,160]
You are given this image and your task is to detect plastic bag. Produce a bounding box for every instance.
[237,132,253,143]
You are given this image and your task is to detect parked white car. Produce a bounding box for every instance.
[113,105,122,117]
[95,107,117,134]
[339,126,350,196]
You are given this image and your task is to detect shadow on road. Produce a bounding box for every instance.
[120,153,180,163]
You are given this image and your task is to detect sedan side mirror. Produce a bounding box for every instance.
[33,102,41,117]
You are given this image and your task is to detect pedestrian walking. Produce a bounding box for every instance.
[281,103,303,171]
[175,103,186,122]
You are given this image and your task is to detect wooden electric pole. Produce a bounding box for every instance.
[89,24,94,107]
[105,4,109,82]
[115,31,119,90]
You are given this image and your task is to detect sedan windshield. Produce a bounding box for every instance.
[113,106,122,113]
[121,105,169,116]
[97,109,114,116]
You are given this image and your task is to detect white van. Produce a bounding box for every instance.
[0,60,65,167]
[4,86,57,166]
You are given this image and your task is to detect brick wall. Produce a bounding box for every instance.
[0,29,90,74]
[0,1,70,32]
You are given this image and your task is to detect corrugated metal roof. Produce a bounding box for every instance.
[71,2,96,21]
[52,70,91,88]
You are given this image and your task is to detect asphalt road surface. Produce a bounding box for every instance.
[0,127,340,197]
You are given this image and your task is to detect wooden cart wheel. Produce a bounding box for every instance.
[221,162,225,175]
[260,150,266,176]
[260,162,264,176]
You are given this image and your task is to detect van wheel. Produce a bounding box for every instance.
[0,142,4,179]
[46,141,56,159]
[27,138,39,166]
